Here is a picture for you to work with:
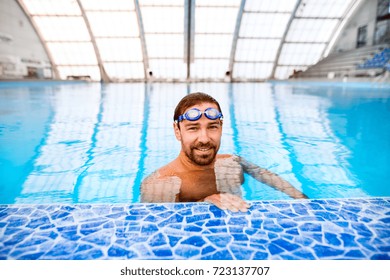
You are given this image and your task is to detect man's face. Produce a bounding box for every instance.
[174,102,223,166]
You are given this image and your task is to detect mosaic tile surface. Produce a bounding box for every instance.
[0,198,389,260]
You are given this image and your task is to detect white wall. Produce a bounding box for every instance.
[332,0,379,53]
[0,0,49,77]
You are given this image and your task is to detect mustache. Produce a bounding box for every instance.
[192,143,215,149]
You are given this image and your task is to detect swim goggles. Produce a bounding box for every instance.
[175,108,223,123]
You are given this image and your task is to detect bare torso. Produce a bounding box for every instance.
[141,154,244,203]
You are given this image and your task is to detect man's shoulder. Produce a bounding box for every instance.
[217,154,234,159]
[142,162,176,183]
[216,154,241,161]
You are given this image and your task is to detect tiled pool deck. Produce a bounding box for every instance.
[0,197,389,260]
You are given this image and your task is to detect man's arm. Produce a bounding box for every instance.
[238,156,308,199]
[140,172,181,203]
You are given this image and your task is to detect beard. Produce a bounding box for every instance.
[185,143,218,166]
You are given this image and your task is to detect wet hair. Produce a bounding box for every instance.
[173,92,222,122]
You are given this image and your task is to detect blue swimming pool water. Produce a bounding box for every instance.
[0,81,389,204]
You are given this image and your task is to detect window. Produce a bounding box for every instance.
[357,25,367,48]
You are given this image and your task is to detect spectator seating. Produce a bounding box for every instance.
[293,44,389,79]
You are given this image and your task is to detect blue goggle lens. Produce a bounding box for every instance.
[176,108,223,122]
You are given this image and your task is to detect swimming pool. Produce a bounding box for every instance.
[0,81,389,204]
[1,81,389,260]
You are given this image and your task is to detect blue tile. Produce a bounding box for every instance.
[263,221,283,233]
[26,216,51,229]
[293,249,316,259]
[313,245,344,258]
[292,204,309,215]
[370,254,390,260]
[228,217,248,226]
[268,243,284,255]
[17,237,49,248]
[75,244,93,253]
[4,230,33,246]
[108,245,129,257]
[44,241,78,257]
[252,251,269,259]
[73,249,104,260]
[206,235,232,248]
[174,246,201,258]
[158,214,184,227]
[273,238,301,251]
[201,245,216,255]
[299,223,322,232]
[378,246,390,252]
[51,210,70,220]
[231,234,249,241]
[152,248,173,257]
[186,214,211,223]
[286,228,299,235]
[183,225,203,232]
[140,224,159,235]
[19,252,44,260]
[352,223,373,237]
[6,216,29,227]
[251,219,263,228]
[324,232,342,246]
[1,198,389,260]
[278,220,298,229]
[229,245,254,259]
[168,235,182,247]
[201,249,233,260]
[313,211,339,221]
[267,232,279,240]
[148,233,167,247]
[181,236,206,247]
[205,219,226,227]
[345,249,365,258]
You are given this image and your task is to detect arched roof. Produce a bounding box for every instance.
[17,0,362,82]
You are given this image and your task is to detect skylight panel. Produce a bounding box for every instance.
[21,0,81,15]
[239,13,290,38]
[145,34,183,58]
[196,0,241,7]
[141,7,184,33]
[48,42,97,65]
[296,0,353,18]
[80,0,135,11]
[86,11,139,37]
[235,39,280,62]
[278,43,325,66]
[196,7,238,33]
[33,16,90,41]
[96,38,143,62]
[244,0,297,12]
[287,19,339,43]
[195,35,232,58]
[104,63,144,80]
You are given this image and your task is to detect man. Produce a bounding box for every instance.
[141,92,308,212]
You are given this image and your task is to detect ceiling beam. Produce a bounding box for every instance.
[134,0,150,81]
[270,0,302,79]
[228,0,246,82]
[76,0,110,83]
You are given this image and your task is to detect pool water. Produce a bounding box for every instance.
[0,81,389,204]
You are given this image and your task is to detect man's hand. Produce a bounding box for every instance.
[203,193,250,212]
